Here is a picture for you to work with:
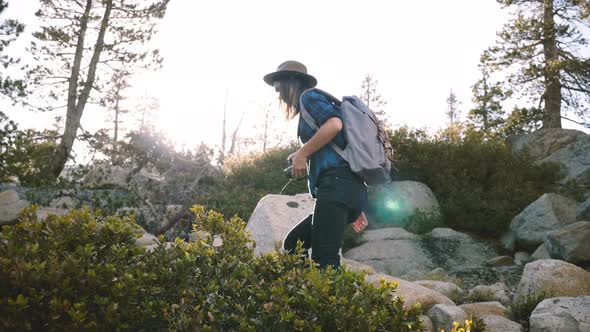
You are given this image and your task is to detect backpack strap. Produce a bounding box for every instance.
[299,90,347,159]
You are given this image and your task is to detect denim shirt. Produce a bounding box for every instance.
[297,89,348,197]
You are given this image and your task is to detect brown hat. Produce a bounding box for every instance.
[263,60,317,88]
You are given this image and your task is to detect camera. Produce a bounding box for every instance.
[284,158,307,180]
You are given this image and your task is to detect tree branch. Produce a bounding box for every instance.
[561,115,590,127]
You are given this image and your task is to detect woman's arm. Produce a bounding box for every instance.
[289,117,343,179]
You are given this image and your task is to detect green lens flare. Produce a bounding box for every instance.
[385,200,399,211]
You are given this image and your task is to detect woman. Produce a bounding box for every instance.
[263,60,368,270]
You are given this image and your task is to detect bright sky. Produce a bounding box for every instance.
[3,0,589,155]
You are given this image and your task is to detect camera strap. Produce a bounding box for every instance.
[279,179,293,195]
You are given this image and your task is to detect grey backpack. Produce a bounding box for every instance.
[299,88,394,186]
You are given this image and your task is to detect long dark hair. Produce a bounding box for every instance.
[275,76,313,119]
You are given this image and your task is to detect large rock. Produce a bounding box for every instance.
[357,227,419,243]
[343,228,434,277]
[514,251,531,266]
[35,207,68,219]
[426,304,467,332]
[542,134,590,186]
[82,164,164,189]
[459,301,509,318]
[341,258,375,275]
[486,256,514,267]
[531,244,551,261]
[514,259,590,303]
[468,283,511,306]
[419,315,435,332]
[83,165,131,188]
[480,315,524,332]
[424,228,499,280]
[365,274,454,310]
[414,280,464,299]
[501,231,517,252]
[530,297,590,332]
[367,181,442,233]
[510,128,587,160]
[50,196,78,209]
[509,193,577,251]
[544,221,590,266]
[135,226,160,248]
[245,194,315,256]
[578,196,590,221]
[0,190,29,225]
[344,227,499,282]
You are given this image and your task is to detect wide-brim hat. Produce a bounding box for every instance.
[263,60,317,88]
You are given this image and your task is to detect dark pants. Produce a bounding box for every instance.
[283,167,367,269]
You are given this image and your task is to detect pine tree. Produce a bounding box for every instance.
[446,89,461,125]
[489,0,590,128]
[360,74,388,123]
[501,106,544,136]
[135,93,160,133]
[25,0,170,179]
[103,70,130,159]
[468,52,508,138]
[0,0,25,97]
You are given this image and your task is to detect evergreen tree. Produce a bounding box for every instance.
[135,93,160,133]
[489,0,590,128]
[24,0,170,179]
[501,106,544,137]
[468,52,508,138]
[360,74,388,123]
[446,89,461,125]
[0,0,25,98]
[103,69,130,161]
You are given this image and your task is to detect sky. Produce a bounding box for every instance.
[2,0,589,155]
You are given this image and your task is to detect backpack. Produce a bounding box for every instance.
[299,88,395,186]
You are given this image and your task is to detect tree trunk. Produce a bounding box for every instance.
[219,89,228,164]
[49,0,113,179]
[262,107,269,153]
[49,0,92,178]
[228,111,245,155]
[114,102,119,146]
[482,76,489,133]
[113,94,120,164]
[542,0,562,128]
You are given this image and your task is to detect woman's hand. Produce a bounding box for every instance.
[288,150,308,179]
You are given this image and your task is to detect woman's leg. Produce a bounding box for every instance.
[311,199,348,269]
[283,213,313,258]
[311,168,365,270]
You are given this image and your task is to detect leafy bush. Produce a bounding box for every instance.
[402,209,444,235]
[0,111,58,186]
[387,126,562,236]
[0,206,423,331]
[510,291,553,330]
[438,316,486,332]
[199,145,308,220]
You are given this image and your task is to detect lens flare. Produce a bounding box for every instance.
[385,200,399,211]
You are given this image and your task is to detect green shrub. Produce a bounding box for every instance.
[402,209,444,235]
[199,145,308,220]
[0,206,423,331]
[510,291,553,329]
[438,315,486,332]
[342,224,364,252]
[0,111,58,186]
[387,126,562,236]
